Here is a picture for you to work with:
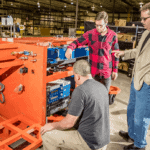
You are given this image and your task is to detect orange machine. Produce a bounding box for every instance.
[12,37,76,47]
[0,37,120,149]
[0,40,74,149]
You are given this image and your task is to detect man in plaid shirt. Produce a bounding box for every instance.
[65,11,119,91]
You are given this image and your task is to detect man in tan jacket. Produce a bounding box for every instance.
[113,2,150,150]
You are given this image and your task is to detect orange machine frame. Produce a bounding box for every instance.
[0,41,74,149]
[13,37,76,46]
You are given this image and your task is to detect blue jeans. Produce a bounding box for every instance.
[127,79,150,148]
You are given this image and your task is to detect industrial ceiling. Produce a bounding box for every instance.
[0,0,150,17]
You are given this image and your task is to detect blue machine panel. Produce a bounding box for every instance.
[46,83,61,104]
[47,48,59,64]
[47,46,89,64]
[75,47,89,58]
[47,79,71,104]
[51,79,71,99]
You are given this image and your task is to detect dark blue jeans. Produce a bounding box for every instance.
[127,79,150,148]
[94,75,111,92]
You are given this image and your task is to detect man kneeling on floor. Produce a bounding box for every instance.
[40,59,110,150]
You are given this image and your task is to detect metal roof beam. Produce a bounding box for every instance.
[121,0,139,11]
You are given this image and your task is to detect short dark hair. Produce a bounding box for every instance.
[140,2,150,15]
[95,11,108,23]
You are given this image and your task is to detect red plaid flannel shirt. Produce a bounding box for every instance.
[67,27,119,78]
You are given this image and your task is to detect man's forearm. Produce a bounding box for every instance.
[123,48,137,60]
[50,120,73,131]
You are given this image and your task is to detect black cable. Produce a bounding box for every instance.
[0,82,4,92]
[0,82,5,103]
[0,92,5,104]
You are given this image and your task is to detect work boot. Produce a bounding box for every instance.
[119,130,134,142]
[124,144,145,150]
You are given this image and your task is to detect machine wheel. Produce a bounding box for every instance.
[109,94,116,105]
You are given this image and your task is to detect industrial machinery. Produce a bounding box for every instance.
[46,79,71,116]
[47,45,89,65]
[0,37,89,149]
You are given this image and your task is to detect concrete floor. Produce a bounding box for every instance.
[36,72,150,150]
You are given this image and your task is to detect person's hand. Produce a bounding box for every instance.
[65,48,72,59]
[112,50,125,58]
[112,72,118,80]
[40,123,54,135]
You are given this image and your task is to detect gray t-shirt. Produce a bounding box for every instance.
[68,79,110,150]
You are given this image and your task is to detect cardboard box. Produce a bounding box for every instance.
[117,33,124,40]
[117,33,136,42]
[14,18,21,24]
[118,62,129,72]
[122,62,129,72]
[115,19,126,26]
[118,63,123,70]
[40,28,50,36]
[85,18,95,22]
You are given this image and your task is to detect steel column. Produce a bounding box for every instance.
[112,0,116,24]
[75,0,78,29]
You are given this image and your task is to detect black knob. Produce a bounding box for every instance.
[20,67,28,74]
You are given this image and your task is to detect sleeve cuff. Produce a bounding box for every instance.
[67,46,74,51]
[112,69,118,73]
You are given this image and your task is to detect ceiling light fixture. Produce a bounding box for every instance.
[91,4,95,11]
[37,1,40,5]
[11,2,13,5]
[139,2,143,8]
[64,4,67,8]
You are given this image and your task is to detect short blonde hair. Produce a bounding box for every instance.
[95,11,108,23]
[140,2,150,15]
[73,60,91,76]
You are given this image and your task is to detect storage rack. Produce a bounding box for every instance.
[108,25,145,47]
[0,24,16,38]
[108,25,145,77]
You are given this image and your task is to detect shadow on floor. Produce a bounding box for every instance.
[111,109,127,115]
[109,98,128,109]
[106,142,127,150]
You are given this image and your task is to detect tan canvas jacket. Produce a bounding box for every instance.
[123,30,150,91]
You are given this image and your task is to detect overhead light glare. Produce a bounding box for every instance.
[71,2,73,4]
[139,2,143,7]
[91,4,95,11]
